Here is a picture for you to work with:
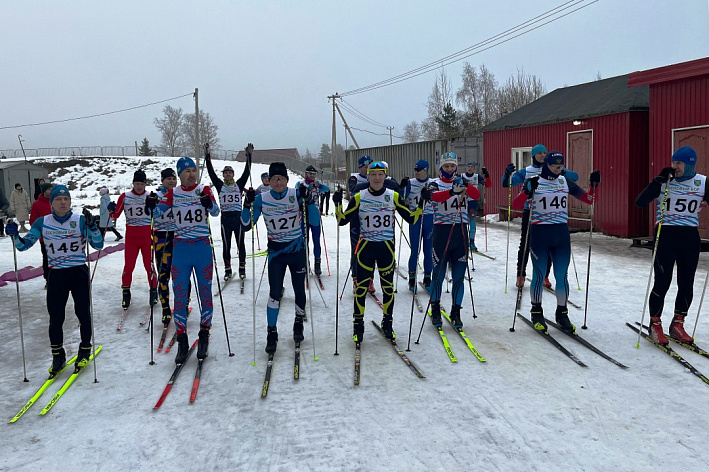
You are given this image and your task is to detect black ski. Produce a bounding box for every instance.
[368,291,383,309]
[190,359,203,403]
[627,323,709,387]
[413,293,423,312]
[240,277,245,294]
[546,318,628,368]
[261,354,274,398]
[154,340,198,409]
[636,322,709,359]
[371,321,425,378]
[526,278,582,309]
[354,342,361,386]
[516,314,587,367]
[294,343,301,380]
[157,325,169,352]
[309,270,325,290]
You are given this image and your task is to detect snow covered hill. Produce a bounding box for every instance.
[1,156,709,471]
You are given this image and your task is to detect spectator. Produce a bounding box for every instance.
[34,178,46,201]
[10,183,31,232]
[0,185,9,236]
[30,182,53,284]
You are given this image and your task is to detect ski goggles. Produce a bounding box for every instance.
[305,171,317,176]
[367,162,387,174]
[414,166,427,172]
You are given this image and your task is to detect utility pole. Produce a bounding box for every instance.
[328,93,341,180]
[194,88,201,180]
[386,126,394,146]
[334,103,360,149]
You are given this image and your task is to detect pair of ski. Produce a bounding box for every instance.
[353,321,425,385]
[117,307,152,331]
[157,307,193,352]
[246,249,268,258]
[154,340,206,408]
[261,342,302,398]
[517,314,628,368]
[471,250,496,260]
[309,270,325,291]
[627,322,709,387]
[427,310,486,363]
[525,278,582,309]
[9,346,102,423]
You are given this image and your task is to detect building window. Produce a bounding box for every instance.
[511,147,532,170]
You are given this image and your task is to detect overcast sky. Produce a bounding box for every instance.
[1,0,707,156]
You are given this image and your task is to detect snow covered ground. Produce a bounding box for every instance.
[2,156,709,471]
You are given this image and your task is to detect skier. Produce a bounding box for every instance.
[10,183,31,232]
[511,151,600,333]
[98,187,123,241]
[502,144,579,288]
[241,162,320,354]
[257,172,271,194]
[635,146,706,345]
[205,144,252,280]
[460,162,491,251]
[403,159,434,291]
[348,155,373,193]
[146,156,220,363]
[153,168,178,326]
[7,185,103,373]
[420,153,480,329]
[334,161,423,342]
[29,182,53,284]
[296,165,329,276]
[320,186,331,216]
[110,170,158,309]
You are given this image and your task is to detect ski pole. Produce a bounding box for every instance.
[148,213,156,365]
[334,187,342,355]
[407,199,427,351]
[302,195,318,361]
[339,267,352,301]
[505,180,512,294]
[254,256,269,303]
[205,207,234,357]
[10,231,29,382]
[570,247,581,291]
[320,222,331,277]
[461,217,477,320]
[692,268,709,338]
[509,185,536,332]
[394,216,405,293]
[582,185,597,330]
[82,209,99,383]
[484,195,488,252]
[636,184,670,348]
[249,193,257,366]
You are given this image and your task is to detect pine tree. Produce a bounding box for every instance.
[138,138,153,156]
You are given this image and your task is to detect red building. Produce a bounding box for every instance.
[628,57,709,237]
[482,75,650,237]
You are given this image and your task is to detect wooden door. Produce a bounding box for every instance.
[674,126,709,238]
[567,131,593,218]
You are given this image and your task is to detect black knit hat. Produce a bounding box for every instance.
[161,168,176,181]
[269,162,288,180]
[133,170,147,183]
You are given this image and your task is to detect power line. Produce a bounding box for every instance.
[0,92,194,130]
[349,127,406,140]
[340,100,389,128]
[341,0,599,96]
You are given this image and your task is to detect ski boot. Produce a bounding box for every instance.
[162,307,172,326]
[543,277,552,289]
[555,305,575,333]
[76,343,92,369]
[49,344,66,376]
[265,326,278,354]
[470,243,478,252]
[449,304,463,329]
[430,301,442,327]
[423,273,432,292]
[197,328,210,360]
[239,262,246,280]
[175,333,189,364]
[314,258,322,277]
[293,313,305,343]
[224,265,232,280]
[381,315,396,341]
[530,303,547,332]
[149,287,158,307]
[669,312,693,343]
[408,272,416,293]
[352,314,364,343]
[649,316,669,345]
[121,287,131,309]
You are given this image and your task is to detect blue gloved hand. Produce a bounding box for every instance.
[6,221,19,236]
[505,163,516,176]
[82,208,97,230]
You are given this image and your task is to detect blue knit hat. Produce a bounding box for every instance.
[176,157,196,176]
[261,172,269,180]
[672,146,697,165]
[358,155,373,168]
[532,144,547,156]
[466,162,476,167]
[544,151,564,166]
[414,159,429,171]
[49,185,70,204]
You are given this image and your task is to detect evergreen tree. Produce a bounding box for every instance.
[138,138,153,156]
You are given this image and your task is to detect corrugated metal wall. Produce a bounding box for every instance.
[345,140,450,183]
[482,111,649,238]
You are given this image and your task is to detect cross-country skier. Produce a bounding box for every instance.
[634,146,706,345]
[502,144,579,289]
[334,161,423,342]
[153,168,179,326]
[110,170,158,309]
[241,162,321,354]
[257,172,271,194]
[146,157,220,363]
[98,187,123,241]
[7,185,103,373]
[460,161,491,251]
[205,143,252,281]
[511,151,599,333]
[296,165,329,276]
[403,159,434,291]
[420,152,480,329]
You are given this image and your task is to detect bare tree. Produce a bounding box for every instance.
[424,69,454,139]
[403,121,422,142]
[183,110,220,155]
[154,105,186,157]
[496,68,546,119]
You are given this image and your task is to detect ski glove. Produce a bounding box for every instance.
[299,185,315,205]
[243,188,256,208]
[82,208,97,230]
[399,177,410,191]
[655,167,675,184]
[5,221,18,236]
[505,163,516,176]
[204,142,210,159]
[145,192,158,212]
[107,201,116,213]
[590,170,601,187]
[449,182,467,196]
[347,175,357,189]
[482,167,490,178]
[524,176,539,195]
[199,192,213,209]
[420,186,432,202]
[245,143,254,156]
[332,189,343,205]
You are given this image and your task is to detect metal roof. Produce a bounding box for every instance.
[482,75,649,132]
[628,56,709,87]
[0,160,47,170]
